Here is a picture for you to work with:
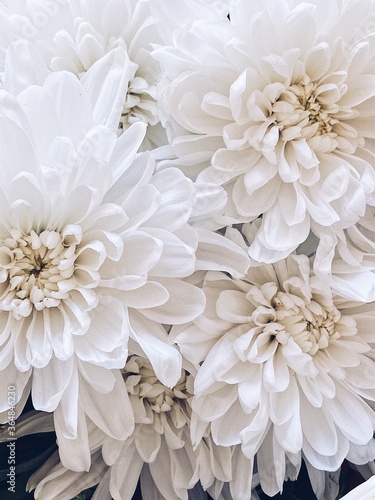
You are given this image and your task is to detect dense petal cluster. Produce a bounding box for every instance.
[28,355,233,500]
[172,254,375,496]
[0,62,210,471]
[1,0,165,148]
[0,0,228,149]
[155,0,375,263]
[2,0,375,498]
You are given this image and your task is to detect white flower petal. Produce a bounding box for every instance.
[135,424,161,463]
[129,311,182,387]
[146,168,194,231]
[81,296,127,353]
[3,39,50,95]
[327,385,375,445]
[19,71,93,151]
[100,230,163,283]
[0,362,31,416]
[144,228,196,278]
[0,112,39,184]
[211,398,250,446]
[140,278,205,325]
[121,281,170,309]
[81,47,132,131]
[32,356,74,412]
[302,428,349,472]
[54,397,91,472]
[80,370,134,441]
[109,441,143,500]
[300,392,338,457]
[109,122,148,183]
[195,228,250,278]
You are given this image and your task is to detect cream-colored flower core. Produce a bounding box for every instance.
[0,226,89,318]
[124,356,190,422]
[246,70,363,160]
[256,285,345,357]
[274,77,339,138]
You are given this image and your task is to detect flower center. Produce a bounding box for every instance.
[274,77,339,138]
[0,226,83,318]
[271,291,342,355]
[247,282,351,359]
[242,69,363,159]
[118,76,158,131]
[123,356,190,418]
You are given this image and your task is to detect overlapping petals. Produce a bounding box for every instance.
[312,205,375,302]
[0,0,228,149]
[173,254,375,497]
[29,355,233,500]
[0,64,215,471]
[3,0,375,497]
[154,0,375,265]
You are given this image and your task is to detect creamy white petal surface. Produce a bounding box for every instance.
[173,254,375,497]
[155,0,375,263]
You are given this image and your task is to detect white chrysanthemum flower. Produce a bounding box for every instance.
[0,0,228,149]
[0,57,213,470]
[154,0,375,262]
[28,355,233,500]
[1,0,163,148]
[172,254,375,497]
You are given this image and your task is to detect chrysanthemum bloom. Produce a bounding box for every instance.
[0,55,217,470]
[154,0,375,263]
[28,355,233,500]
[172,254,375,497]
[0,0,227,149]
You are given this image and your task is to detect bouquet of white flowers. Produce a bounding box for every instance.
[1,1,375,499]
